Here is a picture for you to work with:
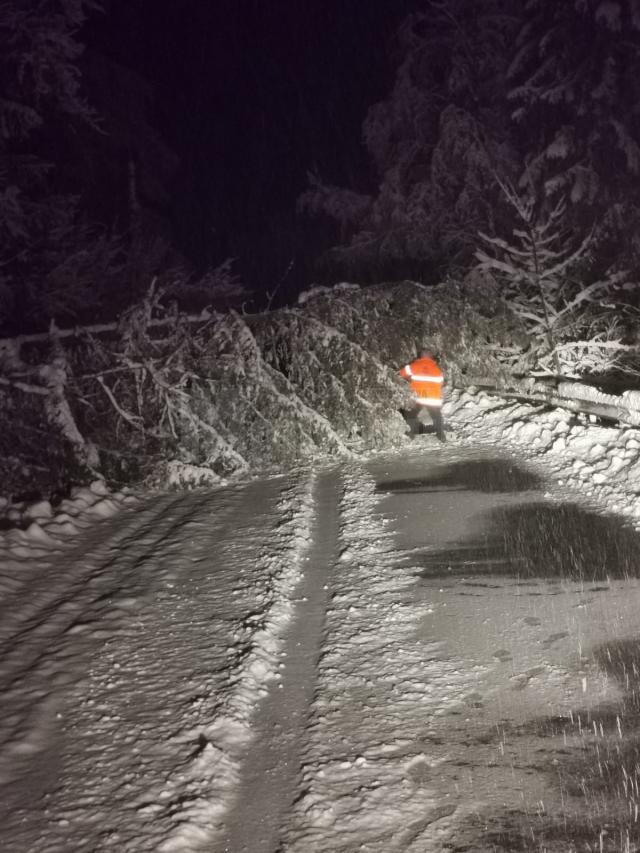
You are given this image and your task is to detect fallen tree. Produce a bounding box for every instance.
[6,271,638,499]
[0,278,521,496]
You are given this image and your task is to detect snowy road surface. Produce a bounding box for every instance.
[2,443,640,851]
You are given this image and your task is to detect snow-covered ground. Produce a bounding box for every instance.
[445,387,640,527]
[2,389,640,850]
[0,472,316,851]
[281,450,640,851]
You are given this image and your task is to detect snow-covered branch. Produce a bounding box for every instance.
[475,181,637,381]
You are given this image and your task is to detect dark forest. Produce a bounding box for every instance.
[2,0,640,494]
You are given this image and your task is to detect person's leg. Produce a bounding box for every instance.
[401,404,423,436]
[428,406,446,442]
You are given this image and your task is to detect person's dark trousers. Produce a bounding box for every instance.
[401,404,446,441]
[401,405,423,436]
[427,406,446,442]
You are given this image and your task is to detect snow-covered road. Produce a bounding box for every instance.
[0,475,316,851]
[2,437,640,851]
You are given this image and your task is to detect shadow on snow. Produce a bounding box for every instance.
[381,460,640,848]
[375,458,545,494]
[450,638,640,852]
[414,501,640,583]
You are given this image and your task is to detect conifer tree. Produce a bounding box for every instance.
[0,0,108,331]
[507,0,640,273]
[299,0,519,282]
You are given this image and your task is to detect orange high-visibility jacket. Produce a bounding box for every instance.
[399,356,444,407]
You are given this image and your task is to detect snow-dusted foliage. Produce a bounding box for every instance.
[256,300,406,449]
[286,279,520,394]
[0,0,111,330]
[507,0,640,274]
[299,0,640,305]
[509,0,640,184]
[385,278,522,388]
[0,279,523,495]
[299,1,520,283]
[0,0,97,140]
[475,182,639,379]
[187,310,351,471]
[297,174,372,242]
[81,285,412,482]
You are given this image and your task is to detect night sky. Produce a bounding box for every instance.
[83,0,417,302]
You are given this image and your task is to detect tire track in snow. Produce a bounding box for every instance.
[154,470,318,853]
[0,492,204,649]
[0,493,212,694]
[0,483,282,851]
[281,461,478,852]
[218,469,342,853]
[0,492,221,786]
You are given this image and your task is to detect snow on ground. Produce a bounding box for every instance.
[0,472,316,851]
[276,390,640,850]
[281,462,481,851]
[0,481,138,607]
[277,451,640,851]
[158,473,315,852]
[444,387,640,527]
[1,383,639,569]
[2,387,640,850]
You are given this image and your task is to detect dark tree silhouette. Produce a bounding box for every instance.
[300,0,640,290]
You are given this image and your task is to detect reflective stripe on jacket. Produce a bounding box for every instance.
[399,356,444,408]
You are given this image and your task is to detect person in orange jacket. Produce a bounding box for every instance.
[399,349,446,441]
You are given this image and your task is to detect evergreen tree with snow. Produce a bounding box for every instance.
[0,0,113,331]
[300,0,640,289]
[299,0,520,283]
[508,0,640,276]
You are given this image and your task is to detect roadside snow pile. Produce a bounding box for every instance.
[446,389,640,525]
[0,480,138,570]
[158,472,317,852]
[163,459,227,489]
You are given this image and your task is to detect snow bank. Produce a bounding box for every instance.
[0,479,139,580]
[445,388,640,527]
[158,471,317,852]
[164,459,225,489]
